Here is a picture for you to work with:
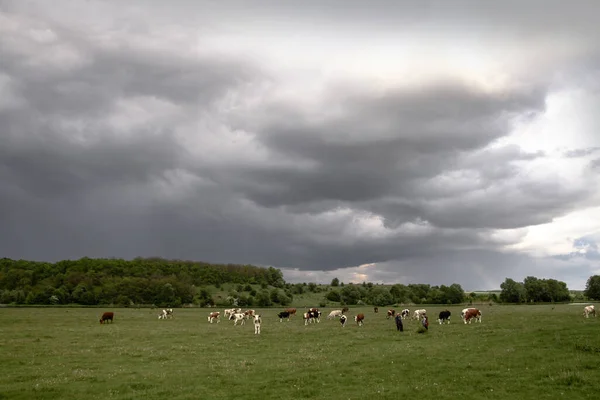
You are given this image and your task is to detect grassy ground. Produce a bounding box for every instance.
[1,304,599,400]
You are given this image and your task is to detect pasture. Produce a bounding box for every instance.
[0,304,599,400]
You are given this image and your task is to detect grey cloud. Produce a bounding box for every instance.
[564,147,600,158]
[1,1,599,291]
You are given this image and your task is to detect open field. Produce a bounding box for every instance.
[1,304,599,400]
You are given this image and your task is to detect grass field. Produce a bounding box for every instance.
[1,304,599,400]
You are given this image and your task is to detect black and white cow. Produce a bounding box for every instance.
[438,310,451,324]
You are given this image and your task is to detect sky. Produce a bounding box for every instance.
[1,0,600,290]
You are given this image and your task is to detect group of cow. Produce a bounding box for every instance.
[207,308,262,334]
[380,307,482,325]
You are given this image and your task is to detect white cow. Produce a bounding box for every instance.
[327,310,343,319]
[230,313,246,326]
[159,308,174,319]
[584,305,596,318]
[254,315,262,334]
[340,315,348,327]
[413,309,427,320]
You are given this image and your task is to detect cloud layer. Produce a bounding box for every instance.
[2,0,600,289]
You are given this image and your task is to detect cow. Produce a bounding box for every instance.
[463,308,482,324]
[164,308,174,319]
[278,311,291,322]
[208,312,220,323]
[340,314,348,327]
[100,312,114,324]
[342,307,349,313]
[401,309,410,319]
[308,307,319,313]
[395,314,403,332]
[374,307,379,313]
[327,310,343,319]
[244,309,256,319]
[355,313,365,326]
[386,309,396,319]
[413,309,427,320]
[438,310,451,324]
[303,310,320,325]
[460,308,472,320]
[230,313,246,326]
[584,305,596,318]
[285,308,297,316]
[253,315,262,334]
[224,308,236,319]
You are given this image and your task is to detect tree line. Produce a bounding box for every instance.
[0,257,284,307]
[1,257,597,306]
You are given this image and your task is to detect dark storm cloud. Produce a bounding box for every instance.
[1,1,599,290]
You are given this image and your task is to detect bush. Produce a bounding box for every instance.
[319,301,327,308]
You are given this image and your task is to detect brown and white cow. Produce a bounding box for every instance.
[584,305,596,318]
[208,312,220,323]
[244,309,256,319]
[401,309,410,319]
[100,312,114,324]
[374,307,379,313]
[386,309,396,319]
[355,313,365,326]
[463,308,482,324]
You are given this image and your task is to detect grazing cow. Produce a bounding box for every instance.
[460,308,472,319]
[278,311,291,322]
[401,309,410,319]
[164,308,174,319]
[395,314,403,332]
[224,308,236,319]
[463,308,482,324]
[340,315,348,327]
[355,313,365,326]
[253,315,262,334]
[208,312,220,323]
[438,310,451,324]
[413,309,427,320]
[327,310,343,319]
[374,307,379,313]
[244,309,256,319]
[584,305,596,318]
[308,307,319,313]
[386,309,396,319]
[342,307,349,313]
[285,308,297,316]
[230,313,246,326]
[100,312,114,324]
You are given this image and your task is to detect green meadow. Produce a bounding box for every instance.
[1,304,598,400]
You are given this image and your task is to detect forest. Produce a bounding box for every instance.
[1,257,597,306]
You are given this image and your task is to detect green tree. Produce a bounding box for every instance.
[584,275,600,300]
[330,278,340,287]
[500,278,526,303]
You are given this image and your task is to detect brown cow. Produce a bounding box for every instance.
[208,312,220,323]
[100,312,114,324]
[386,309,396,319]
[355,313,365,326]
[374,307,379,313]
[342,307,349,313]
[285,308,297,316]
[463,308,482,324]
